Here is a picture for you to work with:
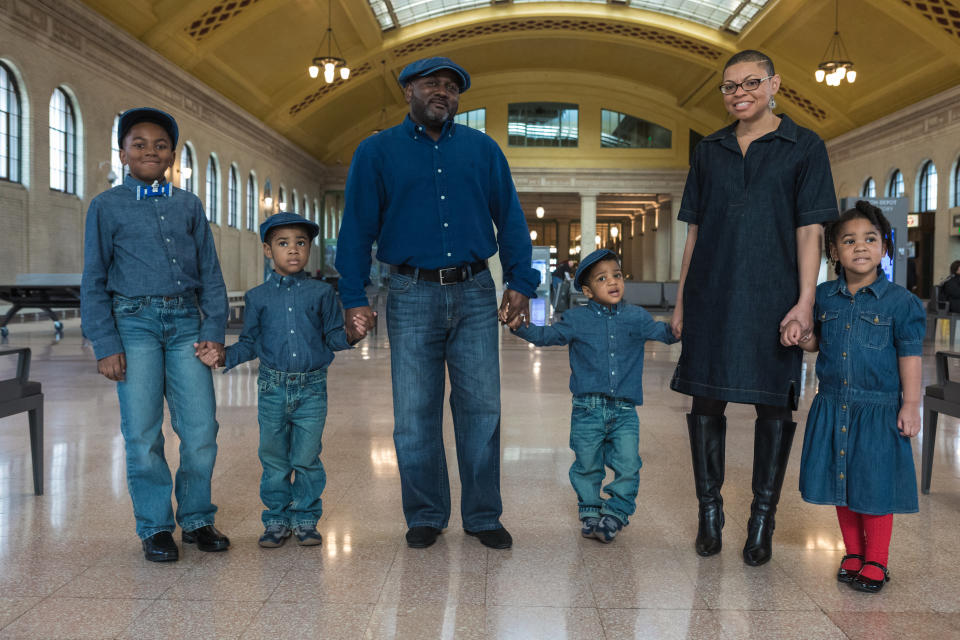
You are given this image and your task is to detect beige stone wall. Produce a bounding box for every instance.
[0,0,334,291]
[827,85,960,291]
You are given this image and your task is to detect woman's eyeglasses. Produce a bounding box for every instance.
[718,76,773,95]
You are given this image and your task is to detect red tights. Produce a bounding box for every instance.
[836,507,893,581]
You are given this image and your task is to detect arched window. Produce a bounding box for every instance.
[279,185,286,211]
[303,195,308,217]
[0,61,22,183]
[601,109,672,148]
[861,177,876,198]
[247,172,258,231]
[227,164,239,227]
[205,154,220,223]
[508,102,578,147]
[49,87,77,193]
[292,189,299,214]
[918,160,937,211]
[887,169,904,198]
[314,198,320,245]
[264,178,273,213]
[953,159,960,208]
[180,144,194,192]
[454,108,486,133]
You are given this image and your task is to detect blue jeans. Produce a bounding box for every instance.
[256,365,328,528]
[113,294,219,539]
[569,394,641,525]
[386,268,502,531]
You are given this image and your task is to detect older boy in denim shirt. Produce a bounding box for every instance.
[81,107,229,562]
[203,212,354,547]
[513,249,678,542]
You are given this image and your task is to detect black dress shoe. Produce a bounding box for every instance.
[142,531,179,562]
[850,561,890,593]
[465,527,512,549]
[182,525,230,552]
[837,553,864,583]
[405,526,442,548]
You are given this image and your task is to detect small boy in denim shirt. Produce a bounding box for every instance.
[202,212,355,547]
[81,107,230,562]
[513,249,678,542]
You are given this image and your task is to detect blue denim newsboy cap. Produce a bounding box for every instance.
[397,56,471,92]
[260,212,320,243]
[574,249,620,292]
[118,107,179,148]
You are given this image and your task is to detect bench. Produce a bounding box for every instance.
[622,281,679,310]
[0,274,82,338]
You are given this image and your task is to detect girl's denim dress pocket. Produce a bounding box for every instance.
[857,312,891,350]
[817,310,840,346]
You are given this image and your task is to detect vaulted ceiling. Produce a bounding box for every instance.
[79,0,960,164]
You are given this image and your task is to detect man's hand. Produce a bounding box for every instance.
[193,341,225,368]
[97,353,126,381]
[498,289,530,330]
[345,306,376,344]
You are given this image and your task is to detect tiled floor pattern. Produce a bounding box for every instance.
[1,313,959,639]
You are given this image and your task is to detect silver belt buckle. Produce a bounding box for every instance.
[438,267,458,285]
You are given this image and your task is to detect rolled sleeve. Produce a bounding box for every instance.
[795,139,839,227]
[894,293,926,357]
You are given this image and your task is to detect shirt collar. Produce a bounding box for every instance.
[587,299,624,315]
[402,114,455,141]
[704,114,798,153]
[829,272,890,299]
[269,270,308,287]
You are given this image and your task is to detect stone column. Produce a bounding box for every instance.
[580,194,597,258]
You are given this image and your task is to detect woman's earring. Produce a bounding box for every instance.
[768,96,777,109]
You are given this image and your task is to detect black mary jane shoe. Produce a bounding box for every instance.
[850,560,890,593]
[182,525,230,552]
[142,531,179,562]
[836,553,864,584]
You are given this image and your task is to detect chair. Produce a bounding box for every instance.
[0,348,43,495]
[921,350,960,494]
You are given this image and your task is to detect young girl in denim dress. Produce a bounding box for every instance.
[782,201,925,594]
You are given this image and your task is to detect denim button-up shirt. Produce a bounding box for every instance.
[815,274,925,397]
[513,300,679,405]
[224,271,351,373]
[335,116,540,309]
[81,175,228,359]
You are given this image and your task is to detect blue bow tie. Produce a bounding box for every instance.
[136,181,172,200]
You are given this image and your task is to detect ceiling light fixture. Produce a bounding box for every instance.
[308,1,350,83]
[815,0,856,86]
[535,206,545,218]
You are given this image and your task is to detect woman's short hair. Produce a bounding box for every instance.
[723,50,775,77]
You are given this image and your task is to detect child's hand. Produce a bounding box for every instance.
[779,320,803,346]
[897,401,921,437]
[347,311,376,344]
[97,353,126,381]
[198,348,222,368]
[193,341,225,368]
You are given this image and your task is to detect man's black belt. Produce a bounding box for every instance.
[391,260,487,285]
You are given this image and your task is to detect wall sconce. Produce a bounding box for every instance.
[264,196,273,208]
[181,166,193,181]
[535,206,545,218]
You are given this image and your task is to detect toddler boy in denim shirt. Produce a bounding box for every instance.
[513,249,678,542]
[202,212,355,547]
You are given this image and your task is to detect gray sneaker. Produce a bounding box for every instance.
[258,524,291,548]
[580,517,601,538]
[591,515,623,543]
[292,524,323,546]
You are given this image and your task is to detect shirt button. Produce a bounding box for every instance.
[842,352,846,358]
[288,307,293,312]
[839,473,844,479]
[443,223,449,228]
[292,353,297,357]
[177,280,181,285]
[447,252,452,257]
[845,323,850,329]
[842,404,847,410]
[840,449,845,456]
[843,379,848,385]
[437,169,442,173]
[841,427,847,432]
[290,329,295,334]
[171,258,176,263]
[160,216,165,220]
[166,238,171,243]
[440,195,446,200]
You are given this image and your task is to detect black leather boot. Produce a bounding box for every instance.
[687,414,726,557]
[743,418,797,566]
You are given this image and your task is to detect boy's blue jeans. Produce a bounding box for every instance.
[257,365,327,528]
[113,295,219,540]
[569,393,642,525]
[386,269,503,532]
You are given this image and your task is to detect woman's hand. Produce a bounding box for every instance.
[670,304,683,340]
[779,302,814,342]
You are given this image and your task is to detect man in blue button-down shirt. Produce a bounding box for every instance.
[513,250,679,543]
[81,108,229,562]
[335,57,540,550]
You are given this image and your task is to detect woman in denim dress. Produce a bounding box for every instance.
[669,50,838,565]
[787,202,924,593]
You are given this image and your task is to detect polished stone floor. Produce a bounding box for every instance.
[1,308,959,639]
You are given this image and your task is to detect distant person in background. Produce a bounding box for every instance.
[940,260,960,311]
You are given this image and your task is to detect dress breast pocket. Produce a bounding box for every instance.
[856,312,891,350]
[817,310,840,345]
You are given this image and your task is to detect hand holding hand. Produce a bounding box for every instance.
[345,306,376,344]
[498,290,530,330]
[897,401,921,437]
[97,353,126,381]
[779,302,814,344]
[779,319,803,347]
[193,341,225,368]
[670,305,683,340]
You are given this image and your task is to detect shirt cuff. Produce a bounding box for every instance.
[796,207,838,226]
[92,335,124,361]
[199,323,226,346]
[677,208,698,224]
[896,342,923,357]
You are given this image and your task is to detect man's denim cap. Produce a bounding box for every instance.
[118,107,179,148]
[397,56,471,92]
[260,212,320,243]
[575,249,619,292]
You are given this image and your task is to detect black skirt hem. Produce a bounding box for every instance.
[670,376,794,409]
